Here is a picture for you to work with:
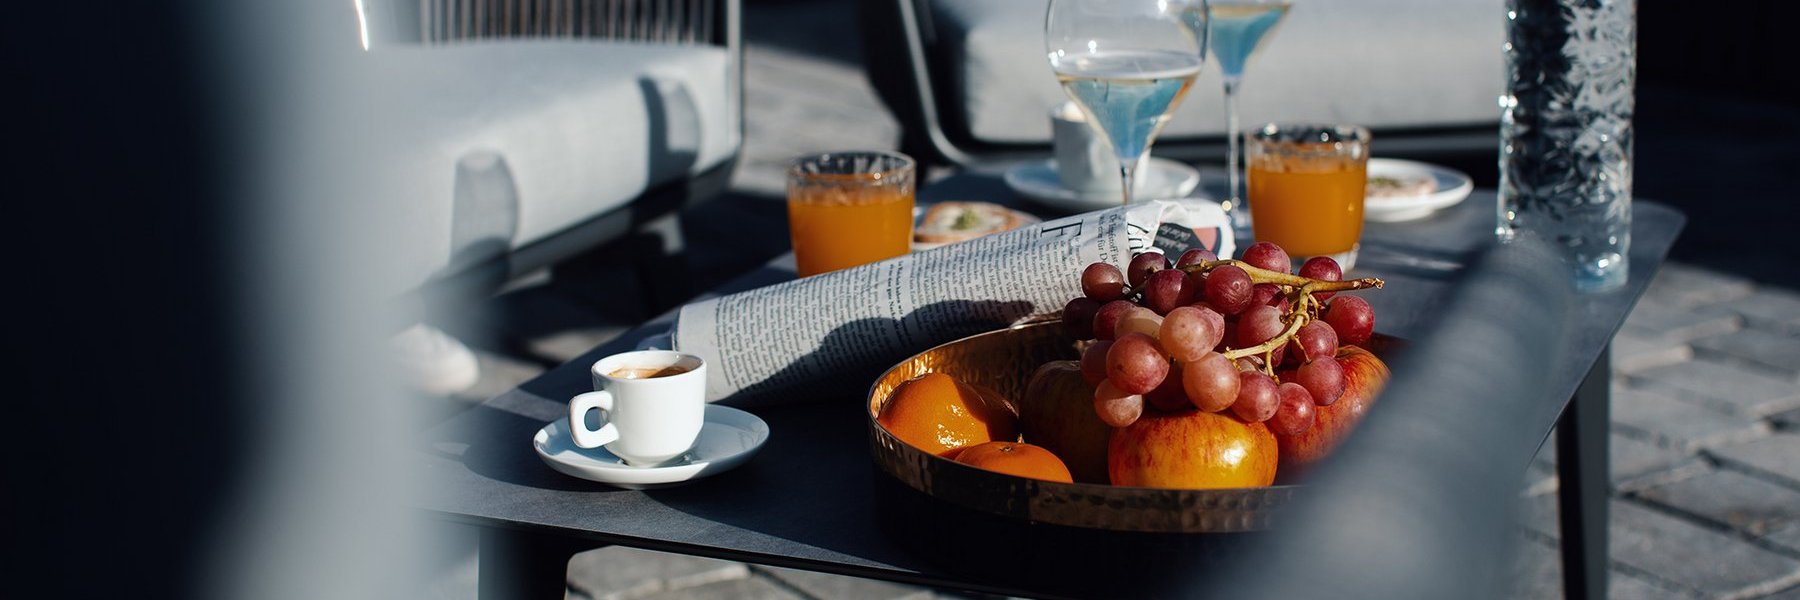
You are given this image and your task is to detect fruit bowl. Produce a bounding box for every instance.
[866,320,1308,533]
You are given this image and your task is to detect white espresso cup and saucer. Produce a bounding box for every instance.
[533,349,770,488]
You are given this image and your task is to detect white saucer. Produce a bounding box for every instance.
[1363,158,1475,223]
[1004,158,1202,213]
[533,404,770,489]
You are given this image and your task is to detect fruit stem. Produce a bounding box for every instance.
[1180,259,1384,292]
[1223,301,1310,361]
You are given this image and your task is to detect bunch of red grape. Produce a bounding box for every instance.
[1061,241,1381,436]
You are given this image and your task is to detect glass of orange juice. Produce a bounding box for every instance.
[787,151,917,277]
[1246,124,1371,267]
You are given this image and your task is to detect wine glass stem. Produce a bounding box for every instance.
[1224,77,1243,212]
[1118,160,1138,207]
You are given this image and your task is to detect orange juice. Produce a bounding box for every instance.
[1247,151,1366,257]
[787,183,915,276]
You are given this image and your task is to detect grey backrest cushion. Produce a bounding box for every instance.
[931,0,1504,145]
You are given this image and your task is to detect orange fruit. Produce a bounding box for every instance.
[954,441,1074,483]
[878,372,1018,457]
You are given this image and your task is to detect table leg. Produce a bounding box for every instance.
[1556,344,1610,600]
[477,527,599,600]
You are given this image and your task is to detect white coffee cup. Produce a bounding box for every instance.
[1051,101,1151,196]
[569,350,708,466]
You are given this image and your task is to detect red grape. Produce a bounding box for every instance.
[1181,352,1239,412]
[1184,270,1210,298]
[1269,383,1316,435]
[1250,283,1288,311]
[1114,306,1164,340]
[1204,265,1254,314]
[1081,263,1127,302]
[1080,340,1113,386]
[1231,372,1279,422]
[1324,296,1375,346]
[1063,297,1100,339]
[1175,248,1217,268]
[1093,380,1146,428]
[1142,268,1195,314]
[1160,306,1224,361]
[1127,252,1168,287]
[1145,370,1191,412]
[1298,256,1344,300]
[1288,321,1340,363]
[1236,305,1286,348]
[1106,333,1169,395]
[1241,242,1291,274]
[1295,356,1347,406]
[1092,300,1136,341]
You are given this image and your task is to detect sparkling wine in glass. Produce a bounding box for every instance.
[1047,0,1206,207]
[1196,0,1291,222]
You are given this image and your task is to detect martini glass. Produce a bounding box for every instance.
[1203,0,1292,224]
[1046,0,1206,207]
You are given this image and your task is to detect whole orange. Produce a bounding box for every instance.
[954,441,1074,483]
[878,372,1018,458]
[1108,409,1278,489]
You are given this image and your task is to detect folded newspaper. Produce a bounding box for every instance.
[673,199,1236,405]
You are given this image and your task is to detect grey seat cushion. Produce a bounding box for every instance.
[931,0,1503,145]
[362,40,736,293]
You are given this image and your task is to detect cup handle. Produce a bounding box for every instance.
[569,391,619,449]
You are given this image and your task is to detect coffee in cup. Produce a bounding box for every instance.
[569,350,708,466]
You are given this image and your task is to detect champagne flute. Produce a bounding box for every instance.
[1203,0,1292,223]
[1046,0,1206,207]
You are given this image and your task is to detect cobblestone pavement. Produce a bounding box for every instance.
[421,3,1800,598]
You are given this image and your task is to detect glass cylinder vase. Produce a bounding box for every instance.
[1497,0,1635,292]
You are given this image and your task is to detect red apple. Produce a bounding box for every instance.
[1272,345,1391,472]
[1108,409,1278,489]
[1019,361,1113,483]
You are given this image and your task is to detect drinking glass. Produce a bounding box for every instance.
[786,151,917,277]
[1045,0,1206,207]
[1205,0,1293,224]
[1246,123,1369,267]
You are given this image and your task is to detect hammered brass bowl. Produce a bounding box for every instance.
[866,320,1297,533]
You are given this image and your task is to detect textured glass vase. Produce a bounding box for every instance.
[1497,0,1635,292]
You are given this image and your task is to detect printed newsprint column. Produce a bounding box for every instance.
[673,200,1233,404]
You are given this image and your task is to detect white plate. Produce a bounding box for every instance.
[533,404,770,489]
[1004,158,1202,213]
[910,204,1043,251]
[1363,158,1475,223]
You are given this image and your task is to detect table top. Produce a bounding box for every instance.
[419,174,1685,597]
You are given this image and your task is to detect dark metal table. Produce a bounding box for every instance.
[420,175,1684,599]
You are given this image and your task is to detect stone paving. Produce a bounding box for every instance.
[420,2,1800,598]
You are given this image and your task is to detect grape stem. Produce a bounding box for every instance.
[1182,259,1384,292]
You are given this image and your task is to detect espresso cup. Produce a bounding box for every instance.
[1051,101,1150,196]
[569,350,708,466]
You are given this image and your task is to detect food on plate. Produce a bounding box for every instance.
[1108,408,1278,489]
[877,240,1392,491]
[1019,361,1112,483]
[954,441,1075,483]
[1050,241,1391,487]
[915,201,1025,244]
[1365,173,1434,199]
[878,372,1017,458]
